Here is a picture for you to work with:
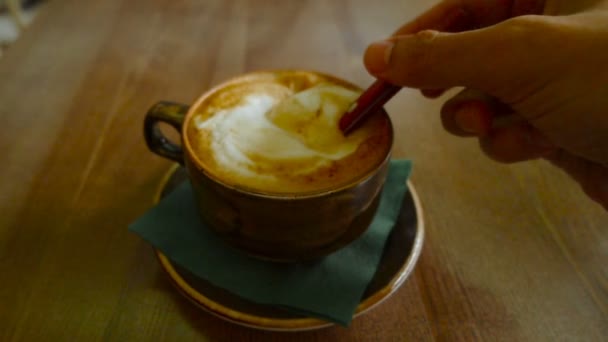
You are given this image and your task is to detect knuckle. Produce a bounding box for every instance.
[479,139,513,163]
[479,133,528,164]
[393,30,440,87]
[440,102,469,137]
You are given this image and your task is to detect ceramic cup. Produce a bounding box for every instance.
[143,70,393,262]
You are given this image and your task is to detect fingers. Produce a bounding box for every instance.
[441,88,508,137]
[441,88,555,162]
[394,2,475,100]
[392,0,546,36]
[546,150,608,209]
[443,98,494,137]
[479,124,556,163]
[365,28,494,89]
[364,15,556,94]
[392,3,476,35]
[364,27,506,91]
[390,0,545,100]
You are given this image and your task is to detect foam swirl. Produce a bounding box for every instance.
[188,76,391,193]
[194,84,368,180]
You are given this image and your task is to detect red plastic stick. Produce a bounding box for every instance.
[339,80,401,135]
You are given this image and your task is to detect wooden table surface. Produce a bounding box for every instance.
[1,0,607,340]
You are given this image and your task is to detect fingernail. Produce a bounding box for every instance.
[364,40,394,74]
[454,104,484,135]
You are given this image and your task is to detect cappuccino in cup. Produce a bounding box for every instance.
[145,70,393,261]
[185,71,391,194]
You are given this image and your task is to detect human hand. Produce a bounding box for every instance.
[364,0,608,209]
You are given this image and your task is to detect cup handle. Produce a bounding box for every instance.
[144,101,190,164]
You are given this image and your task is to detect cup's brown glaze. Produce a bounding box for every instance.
[144,70,394,262]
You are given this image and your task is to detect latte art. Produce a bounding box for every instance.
[186,72,391,193]
[266,84,367,156]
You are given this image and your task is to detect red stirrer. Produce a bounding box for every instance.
[339,80,400,135]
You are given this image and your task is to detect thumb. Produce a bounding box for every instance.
[364,16,558,95]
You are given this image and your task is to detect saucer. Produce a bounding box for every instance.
[153,164,424,332]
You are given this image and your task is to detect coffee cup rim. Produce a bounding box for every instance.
[181,69,395,199]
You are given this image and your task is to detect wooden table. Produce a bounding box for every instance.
[1,0,606,340]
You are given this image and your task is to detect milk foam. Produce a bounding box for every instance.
[193,84,367,185]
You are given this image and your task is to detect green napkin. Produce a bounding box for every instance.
[130,159,412,326]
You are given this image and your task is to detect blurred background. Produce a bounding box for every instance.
[0,0,45,57]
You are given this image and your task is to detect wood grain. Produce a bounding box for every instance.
[0,0,606,341]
